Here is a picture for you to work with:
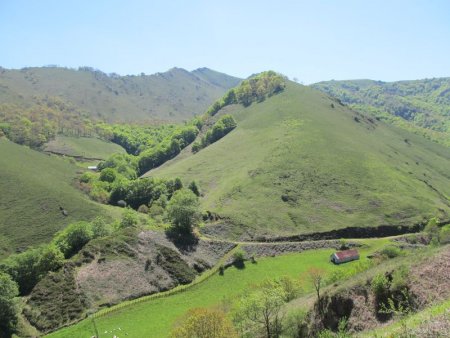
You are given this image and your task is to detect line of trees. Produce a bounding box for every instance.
[206,71,286,116]
[192,115,237,153]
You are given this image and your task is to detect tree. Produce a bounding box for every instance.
[91,216,112,238]
[188,181,200,196]
[234,280,286,337]
[38,245,64,274]
[308,267,326,313]
[167,189,200,233]
[99,168,117,183]
[0,248,42,295]
[119,208,138,229]
[425,217,440,244]
[0,272,19,336]
[53,221,93,258]
[170,308,237,338]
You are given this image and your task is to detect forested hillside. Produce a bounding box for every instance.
[0,66,240,147]
[312,78,450,147]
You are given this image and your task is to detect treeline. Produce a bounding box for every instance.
[192,115,236,152]
[80,160,200,212]
[137,124,199,175]
[206,71,286,116]
[0,97,96,148]
[95,123,184,155]
[78,119,201,207]
[95,121,201,175]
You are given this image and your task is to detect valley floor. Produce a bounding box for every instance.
[45,237,394,338]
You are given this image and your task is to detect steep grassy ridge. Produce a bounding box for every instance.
[149,82,450,239]
[0,139,118,257]
[0,66,241,122]
[312,78,450,147]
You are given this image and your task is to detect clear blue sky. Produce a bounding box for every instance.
[1,0,449,83]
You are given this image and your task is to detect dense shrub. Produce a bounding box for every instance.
[119,209,139,229]
[170,308,237,338]
[232,249,246,264]
[440,225,450,244]
[99,167,117,182]
[425,217,441,245]
[380,245,402,258]
[98,153,138,179]
[390,265,409,291]
[91,216,112,238]
[109,177,177,210]
[79,171,96,183]
[167,189,200,233]
[0,245,64,295]
[371,273,390,299]
[188,181,200,196]
[275,275,303,302]
[52,221,93,258]
[0,272,19,335]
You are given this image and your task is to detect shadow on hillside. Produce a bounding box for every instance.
[233,260,246,270]
[165,228,199,252]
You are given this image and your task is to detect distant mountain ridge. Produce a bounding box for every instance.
[312,77,450,147]
[0,66,241,122]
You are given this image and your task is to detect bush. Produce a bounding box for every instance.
[188,181,200,196]
[99,168,117,182]
[390,265,409,291]
[0,272,19,335]
[439,225,450,244]
[371,273,390,298]
[79,171,95,183]
[38,245,64,273]
[0,245,64,295]
[380,245,402,258]
[232,249,245,263]
[276,276,303,301]
[53,221,93,258]
[170,308,237,338]
[425,217,440,245]
[137,204,149,214]
[91,217,112,238]
[119,209,139,229]
[282,309,307,338]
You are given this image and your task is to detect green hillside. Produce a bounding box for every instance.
[312,78,450,147]
[149,81,450,239]
[43,136,125,160]
[0,138,118,257]
[0,66,241,123]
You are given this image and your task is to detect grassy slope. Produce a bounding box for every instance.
[0,67,241,122]
[312,78,450,147]
[46,238,388,338]
[0,139,119,257]
[148,82,450,239]
[43,136,125,160]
